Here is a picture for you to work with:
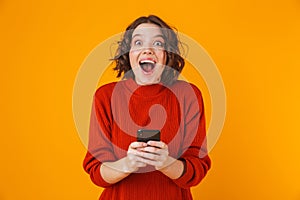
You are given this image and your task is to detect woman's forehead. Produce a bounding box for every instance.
[132,23,163,38]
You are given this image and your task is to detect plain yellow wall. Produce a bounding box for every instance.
[1,0,299,199]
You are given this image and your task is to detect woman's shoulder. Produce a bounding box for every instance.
[171,80,202,95]
[94,79,132,98]
[169,80,204,105]
[94,81,118,98]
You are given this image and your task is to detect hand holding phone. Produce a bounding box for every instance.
[136,129,170,170]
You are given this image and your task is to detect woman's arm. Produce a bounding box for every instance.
[100,142,148,184]
[171,84,211,188]
[157,156,185,179]
[100,158,132,184]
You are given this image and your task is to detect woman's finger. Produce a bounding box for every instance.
[139,158,164,168]
[141,146,168,157]
[129,141,147,149]
[147,141,168,149]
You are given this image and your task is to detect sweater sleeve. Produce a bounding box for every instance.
[172,84,211,189]
[83,87,116,188]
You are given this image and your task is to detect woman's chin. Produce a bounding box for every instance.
[135,77,160,85]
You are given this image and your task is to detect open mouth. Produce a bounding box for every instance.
[139,59,156,73]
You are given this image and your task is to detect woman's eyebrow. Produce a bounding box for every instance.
[132,34,165,40]
[153,34,165,40]
[132,33,142,39]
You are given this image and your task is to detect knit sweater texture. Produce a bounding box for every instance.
[83,78,211,200]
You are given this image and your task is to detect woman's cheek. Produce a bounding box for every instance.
[129,51,139,69]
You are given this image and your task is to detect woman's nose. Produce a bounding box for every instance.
[142,47,154,55]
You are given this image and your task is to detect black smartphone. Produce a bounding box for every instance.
[137,129,161,143]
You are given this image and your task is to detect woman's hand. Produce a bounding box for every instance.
[99,142,148,184]
[124,142,148,173]
[135,141,172,170]
[144,141,185,179]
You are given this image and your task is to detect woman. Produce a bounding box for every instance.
[83,15,211,200]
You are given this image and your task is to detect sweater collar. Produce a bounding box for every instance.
[123,78,167,97]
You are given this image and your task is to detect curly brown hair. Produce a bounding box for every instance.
[112,15,185,85]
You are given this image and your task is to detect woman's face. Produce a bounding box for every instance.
[129,23,166,85]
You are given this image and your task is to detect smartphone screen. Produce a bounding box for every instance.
[137,129,160,143]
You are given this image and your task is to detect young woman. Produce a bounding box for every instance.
[83,15,211,200]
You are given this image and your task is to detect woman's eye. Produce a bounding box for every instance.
[134,40,142,46]
[154,41,163,46]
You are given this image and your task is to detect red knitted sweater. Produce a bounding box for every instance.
[83,78,211,200]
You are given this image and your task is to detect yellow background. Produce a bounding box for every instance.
[1,0,299,199]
